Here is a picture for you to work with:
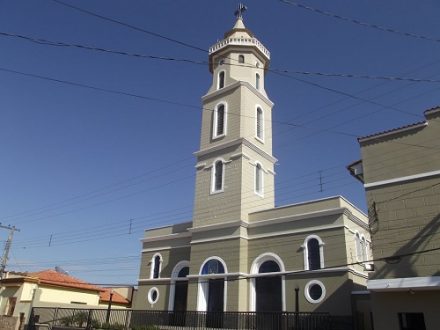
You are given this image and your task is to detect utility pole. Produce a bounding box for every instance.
[0,224,20,279]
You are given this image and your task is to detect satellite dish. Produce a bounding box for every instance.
[55,266,69,275]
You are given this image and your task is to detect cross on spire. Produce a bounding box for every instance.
[234,3,247,19]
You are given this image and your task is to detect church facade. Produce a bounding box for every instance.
[134,15,371,319]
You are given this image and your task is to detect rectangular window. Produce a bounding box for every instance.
[398,313,426,330]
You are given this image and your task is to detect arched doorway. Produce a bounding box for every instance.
[168,261,189,326]
[198,257,227,328]
[256,260,282,312]
[250,253,285,312]
[173,266,189,312]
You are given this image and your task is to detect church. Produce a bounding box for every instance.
[133,10,371,322]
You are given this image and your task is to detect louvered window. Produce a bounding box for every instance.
[256,73,260,90]
[218,71,225,89]
[214,161,223,192]
[256,107,263,140]
[216,105,225,136]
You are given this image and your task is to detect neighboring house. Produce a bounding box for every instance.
[348,107,440,330]
[99,288,131,309]
[0,269,131,328]
[134,13,372,328]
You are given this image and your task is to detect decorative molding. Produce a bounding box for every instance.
[190,220,247,233]
[364,169,440,189]
[141,231,192,243]
[195,162,207,170]
[202,81,274,108]
[191,234,246,245]
[242,138,277,163]
[248,207,346,229]
[141,245,191,253]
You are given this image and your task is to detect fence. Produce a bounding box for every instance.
[29,307,352,330]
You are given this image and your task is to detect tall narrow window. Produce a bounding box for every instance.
[212,160,224,192]
[303,235,324,270]
[307,238,321,270]
[355,232,364,262]
[255,163,263,195]
[256,73,260,90]
[218,71,225,89]
[238,55,245,63]
[151,254,162,279]
[360,236,367,262]
[213,104,226,138]
[256,107,264,140]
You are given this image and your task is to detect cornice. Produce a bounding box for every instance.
[194,137,277,164]
[202,81,274,108]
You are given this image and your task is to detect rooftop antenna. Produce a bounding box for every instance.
[234,3,247,19]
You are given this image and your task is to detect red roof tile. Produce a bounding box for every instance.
[28,269,102,292]
[99,288,130,305]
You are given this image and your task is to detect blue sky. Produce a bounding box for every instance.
[1,0,440,285]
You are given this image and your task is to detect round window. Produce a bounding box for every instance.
[148,287,159,304]
[305,280,326,304]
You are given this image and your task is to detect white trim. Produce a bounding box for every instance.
[255,105,264,142]
[364,169,440,189]
[304,280,326,304]
[302,235,325,270]
[212,102,228,140]
[367,276,440,291]
[147,287,159,305]
[197,257,228,312]
[249,253,286,312]
[211,158,225,194]
[150,253,163,279]
[168,260,190,311]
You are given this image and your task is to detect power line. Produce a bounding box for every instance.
[50,0,207,53]
[3,31,440,85]
[279,0,440,44]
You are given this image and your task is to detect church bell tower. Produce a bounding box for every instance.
[193,11,276,228]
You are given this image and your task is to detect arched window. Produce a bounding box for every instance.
[255,163,263,196]
[307,238,321,270]
[150,253,162,279]
[213,103,226,138]
[256,107,264,141]
[355,232,363,262]
[360,235,367,262]
[256,73,260,90]
[218,71,225,89]
[202,259,225,275]
[303,235,324,270]
[212,160,224,193]
[238,55,245,63]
